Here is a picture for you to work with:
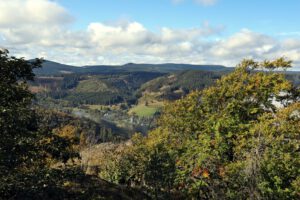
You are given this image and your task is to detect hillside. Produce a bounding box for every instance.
[32,68,300,120]
[127,70,229,117]
[33,60,83,75]
[32,71,164,105]
[33,60,230,75]
[115,63,230,73]
[138,70,228,100]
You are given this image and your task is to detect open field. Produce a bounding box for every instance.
[129,105,159,117]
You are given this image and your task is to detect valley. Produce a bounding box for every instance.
[31,61,300,142]
[30,61,235,139]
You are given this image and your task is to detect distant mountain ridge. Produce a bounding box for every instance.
[33,60,231,75]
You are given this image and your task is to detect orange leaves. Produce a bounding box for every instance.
[202,169,210,178]
[192,166,202,177]
[192,165,225,179]
[192,166,210,178]
[55,124,77,139]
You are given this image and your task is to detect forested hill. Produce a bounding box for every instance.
[33,60,230,75]
[137,70,228,101]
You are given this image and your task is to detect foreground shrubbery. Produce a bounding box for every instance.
[98,58,300,199]
[0,50,148,200]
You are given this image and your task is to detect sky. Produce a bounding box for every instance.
[0,0,300,69]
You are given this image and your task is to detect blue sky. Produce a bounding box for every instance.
[0,0,300,69]
[59,0,300,37]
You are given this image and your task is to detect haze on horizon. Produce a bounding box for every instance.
[0,0,300,70]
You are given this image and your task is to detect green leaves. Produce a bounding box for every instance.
[238,57,292,70]
[120,58,299,199]
[0,50,83,199]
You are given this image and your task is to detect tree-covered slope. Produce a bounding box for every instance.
[137,70,229,101]
[33,60,230,75]
[32,71,165,105]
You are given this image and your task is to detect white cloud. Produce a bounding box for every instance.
[281,38,300,49]
[0,0,73,45]
[88,22,153,48]
[0,0,299,69]
[0,0,73,27]
[210,29,277,60]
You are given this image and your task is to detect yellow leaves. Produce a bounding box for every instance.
[202,168,210,178]
[40,137,53,145]
[276,102,300,121]
[191,166,210,178]
[130,132,144,146]
[63,181,78,188]
[237,59,260,70]
[187,105,195,112]
[55,124,77,139]
[262,57,292,70]
[63,181,71,187]
[237,57,292,70]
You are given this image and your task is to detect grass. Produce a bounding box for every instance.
[128,104,161,117]
[86,104,124,111]
[87,104,110,110]
[128,91,165,117]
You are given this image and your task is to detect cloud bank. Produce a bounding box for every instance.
[0,0,300,69]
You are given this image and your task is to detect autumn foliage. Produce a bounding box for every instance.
[103,58,300,199]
